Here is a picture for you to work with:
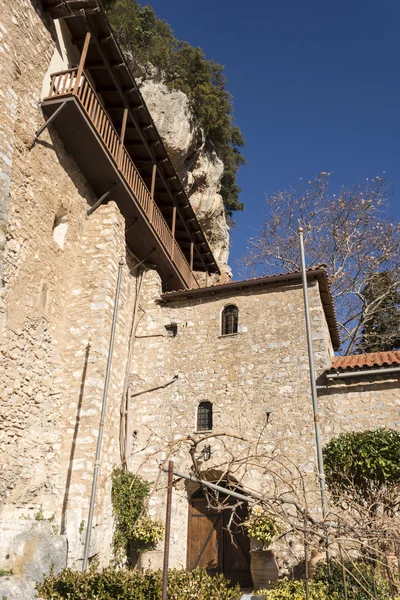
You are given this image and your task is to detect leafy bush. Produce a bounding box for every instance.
[112,468,164,560]
[257,579,336,599]
[244,506,279,546]
[315,560,398,600]
[103,0,245,215]
[323,429,400,503]
[37,567,241,600]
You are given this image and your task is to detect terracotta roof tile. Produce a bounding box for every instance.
[330,351,400,372]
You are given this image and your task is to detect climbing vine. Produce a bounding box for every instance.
[111,468,164,561]
[103,0,245,216]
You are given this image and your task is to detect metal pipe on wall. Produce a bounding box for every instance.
[161,461,174,600]
[82,257,124,571]
[298,227,329,520]
[327,366,400,379]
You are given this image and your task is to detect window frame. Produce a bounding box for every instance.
[196,401,213,432]
[221,304,239,336]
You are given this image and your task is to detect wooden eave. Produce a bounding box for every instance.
[40,0,219,276]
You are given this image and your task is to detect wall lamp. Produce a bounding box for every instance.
[201,445,211,461]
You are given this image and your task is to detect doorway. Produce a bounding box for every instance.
[187,487,252,587]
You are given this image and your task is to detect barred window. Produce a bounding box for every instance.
[197,401,213,431]
[221,305,238,336]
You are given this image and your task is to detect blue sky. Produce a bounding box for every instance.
[147,0,400,277]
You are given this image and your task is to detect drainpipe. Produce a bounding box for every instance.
[327,366,400,380]
[298,227,329,520]
[82,257,124,571]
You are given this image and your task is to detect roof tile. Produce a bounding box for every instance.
[331,351,400,372]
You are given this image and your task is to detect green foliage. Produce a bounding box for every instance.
[111,468,164,560]
[323,429,400,503]
[244,506,279,545]
[104,0,245,215]
[37,566,241,600]
[257,579,337,599]
[315,560,398,600]
[0,570,11,577]
[357,271,400,353]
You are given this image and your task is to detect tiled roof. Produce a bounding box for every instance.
[160,265,341,350]
[330,351,400,373]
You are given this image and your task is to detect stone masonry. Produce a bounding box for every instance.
[0,1,399,595]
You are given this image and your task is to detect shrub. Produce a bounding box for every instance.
[257,579,336,599]
[244,506,279,546]
[37,567,241,600]
[315,560,398,600]
[323,429,400,504]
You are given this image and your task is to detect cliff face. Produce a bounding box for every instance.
[139,80,231,282]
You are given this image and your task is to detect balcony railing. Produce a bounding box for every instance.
[45,68,198,290]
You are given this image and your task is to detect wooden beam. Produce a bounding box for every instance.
[118,108,128,167]
[74,31,91,94]
[171,206,177,260]
[85,60,124,69]
[190,242,194,271]
[150,163,157,200]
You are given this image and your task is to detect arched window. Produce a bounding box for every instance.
[221,305,238,336]
[197,401,213,431]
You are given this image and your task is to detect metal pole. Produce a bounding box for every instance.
[298,227,329,519]
[82,257,124,571]
[162,461,174,600]
[304,515,310,600]
[162,466,255,503]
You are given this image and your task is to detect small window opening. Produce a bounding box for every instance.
[52,209,69,249]
[165,323,178,337]
[221,305,238,336]
[197,401,213,431]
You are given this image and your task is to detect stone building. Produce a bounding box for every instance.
[0,0,399,596]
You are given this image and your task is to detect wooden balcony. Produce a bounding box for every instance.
[42,68,199,290]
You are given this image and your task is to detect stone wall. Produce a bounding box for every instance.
[128,274,334,570]
[0,0,139,573]
[319,374,400,435]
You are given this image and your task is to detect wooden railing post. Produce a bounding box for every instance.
[148,163,157,222]
[171,206,177,260]
[74,32,91,94]
[118,108,128,168]
[150,163,157,199]
[190,242,194,271]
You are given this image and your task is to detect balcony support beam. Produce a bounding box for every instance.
[87,184,116,216]
[74,32,91,94]
[83,13,210,276]
[31,101,67,148]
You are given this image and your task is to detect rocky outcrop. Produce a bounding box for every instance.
[139,80,231,282]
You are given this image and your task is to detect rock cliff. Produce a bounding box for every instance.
[139,80,231,282]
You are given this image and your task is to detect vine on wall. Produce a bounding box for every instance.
[111,468,164,562]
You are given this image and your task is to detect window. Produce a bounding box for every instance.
[221,305,238,336]
[197,401,213,431]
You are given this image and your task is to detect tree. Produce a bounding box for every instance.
[357,271,400,353]
[103,0,245,216]
[242,173,400,353]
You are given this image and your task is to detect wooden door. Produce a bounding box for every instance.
[187,494,252,587]
[187,497,222,574]
[222,503,252,587]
